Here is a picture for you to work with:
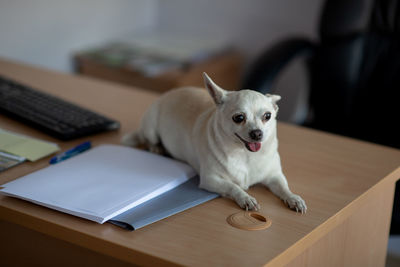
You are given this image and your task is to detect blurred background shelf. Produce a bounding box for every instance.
[74,50,242,93]
[73,33,243,93]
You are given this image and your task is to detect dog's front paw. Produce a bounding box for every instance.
[284,194,307,214]
[235,193,260,211]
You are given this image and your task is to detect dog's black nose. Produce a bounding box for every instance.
[249,129,263,141]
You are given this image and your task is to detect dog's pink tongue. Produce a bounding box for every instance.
[249,142,261,152]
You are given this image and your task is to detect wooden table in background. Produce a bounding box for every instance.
[0,58,399,267]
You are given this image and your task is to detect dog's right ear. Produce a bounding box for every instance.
[266,93,281,111]
[203,72,226,106]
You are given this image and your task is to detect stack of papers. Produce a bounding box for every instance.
[0,145,201,224]
[0,151,25,172]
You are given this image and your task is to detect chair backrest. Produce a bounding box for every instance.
[309,0,400,148]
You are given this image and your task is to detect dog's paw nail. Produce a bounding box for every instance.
[237,195,259,211]
[285,194,307,214]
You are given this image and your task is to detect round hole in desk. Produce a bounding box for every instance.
[227,211,272,231]
[250,212,267,222]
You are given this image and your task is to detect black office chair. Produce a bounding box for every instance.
[243,0,400,233]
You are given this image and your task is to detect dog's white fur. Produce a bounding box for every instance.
[122,73,306,212]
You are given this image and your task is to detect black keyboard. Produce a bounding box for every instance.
[0,75,120,140]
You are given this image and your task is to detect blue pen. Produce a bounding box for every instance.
[49,141,92,164]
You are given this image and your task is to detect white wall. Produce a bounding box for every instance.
[0,0,157,72]
[157,0,323,66]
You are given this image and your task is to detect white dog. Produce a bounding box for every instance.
[122,73,306,213]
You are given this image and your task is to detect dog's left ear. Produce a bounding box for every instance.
[203,72,227,106]
[266,94,281,111]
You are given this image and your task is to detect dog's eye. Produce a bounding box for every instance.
[263,112,272,121]
[232,114,245,123]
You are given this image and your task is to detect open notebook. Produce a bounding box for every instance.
[0,145,203,224]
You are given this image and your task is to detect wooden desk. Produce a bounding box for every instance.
[0,58,399,267]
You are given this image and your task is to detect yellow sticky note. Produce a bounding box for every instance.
[0,130,60,162]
